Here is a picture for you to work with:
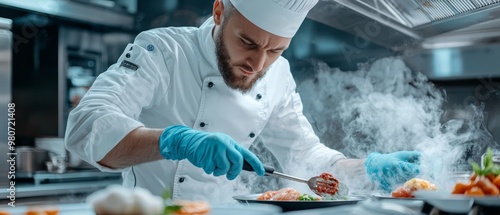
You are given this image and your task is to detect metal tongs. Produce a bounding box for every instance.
[243,161,349,197]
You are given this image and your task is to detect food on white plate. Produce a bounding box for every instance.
[391,178,438,198]
[168,200,210,215]
[25,206,59,215]
[87,185,163,215]
[452,148,500,196]
[87,185,211,215]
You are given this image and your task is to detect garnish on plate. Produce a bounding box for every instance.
[452,148,500,196]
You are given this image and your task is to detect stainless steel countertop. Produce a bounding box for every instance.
[2,203,94,215]
[0,179,121,199]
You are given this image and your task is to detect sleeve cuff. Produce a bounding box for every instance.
[85,113,145,172]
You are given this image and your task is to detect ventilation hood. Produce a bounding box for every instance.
[0,0,134,30]
[308,0,500,50]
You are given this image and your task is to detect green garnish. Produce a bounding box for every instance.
[298,194,317,201]
[162,188,182,215]
[164,205,182,215]
[162,188,173,200]
[471,148,500,176]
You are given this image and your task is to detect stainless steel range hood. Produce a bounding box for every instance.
[308,0,500,50]
[0,0,134,30]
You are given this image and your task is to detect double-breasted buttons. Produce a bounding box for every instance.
[249,132,256,138]
[256,94,262,100]
[208,82,214,88]
[199,122,206,127]
[147,44,155,52]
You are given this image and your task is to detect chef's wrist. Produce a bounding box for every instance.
[158,125,191,160]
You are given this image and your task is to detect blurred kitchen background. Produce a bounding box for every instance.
[0,0,499,206]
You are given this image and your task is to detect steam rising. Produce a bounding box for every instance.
[297,57,497,192]
[238,57,498,198]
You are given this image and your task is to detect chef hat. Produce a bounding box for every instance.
[228,0,319,38]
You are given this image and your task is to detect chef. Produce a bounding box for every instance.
[65,0,421,202]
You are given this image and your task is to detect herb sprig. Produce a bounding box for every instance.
[162,189,182,215]
[471,148,500,176]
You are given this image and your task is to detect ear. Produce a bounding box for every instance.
[213,0,224,25]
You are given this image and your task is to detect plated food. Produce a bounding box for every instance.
[257,188,322,201]
[87,185,210,215]
[256,172,347,201]
[315,172,343,196]
[451,149,500,196]
[391,178,438,198]
[167,201,210,215]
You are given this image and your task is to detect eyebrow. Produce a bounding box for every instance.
[240,33,288,51]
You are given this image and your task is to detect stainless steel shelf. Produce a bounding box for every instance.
[0,17,11,29]
[17,170,121,185]
[0,178,121,199]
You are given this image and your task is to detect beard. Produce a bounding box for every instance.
[214,23,265,93]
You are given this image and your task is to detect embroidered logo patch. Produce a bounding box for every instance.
[120,60,139,71]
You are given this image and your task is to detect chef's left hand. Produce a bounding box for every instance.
[365,151,421,191]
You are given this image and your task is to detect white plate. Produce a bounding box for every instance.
[371,194,424,212]
[413,190,500,207]
[371,193,424,200]
[470,196,500,207]
[413,190,474,213]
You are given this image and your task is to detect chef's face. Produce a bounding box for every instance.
[213,0,291,93]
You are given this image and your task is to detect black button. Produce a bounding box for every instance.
[249,132,255,138]
[256,94,262,100]
[200,122,206,127]
[129,46,133,51]
[126,53,131,58]
[178,177,185,183]
[208,82,214,88]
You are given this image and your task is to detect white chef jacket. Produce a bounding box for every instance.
[65,17,345,203]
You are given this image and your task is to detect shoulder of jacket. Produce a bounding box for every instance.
[269,56,294,82]
[135,27,199,50]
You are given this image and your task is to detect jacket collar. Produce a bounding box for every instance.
[197,17,219,72]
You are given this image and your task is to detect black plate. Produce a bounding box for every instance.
[233,194,367,212]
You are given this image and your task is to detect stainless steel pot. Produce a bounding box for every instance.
[16,146,50,173]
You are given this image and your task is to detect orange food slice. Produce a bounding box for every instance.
[465,186,485,196]
[172,200,210,215]
[392,187,413,198]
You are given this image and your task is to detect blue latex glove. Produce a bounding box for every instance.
[159,125,265,180]
[365,151,421,191]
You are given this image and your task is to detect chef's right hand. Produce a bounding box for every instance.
[158,125,265,180]
[365,151,421,191]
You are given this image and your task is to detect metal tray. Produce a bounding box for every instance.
[233,194,367,212]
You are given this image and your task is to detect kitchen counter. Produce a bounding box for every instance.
[0,178,121,202]
[1,202,285,215]
[1,203,95,215]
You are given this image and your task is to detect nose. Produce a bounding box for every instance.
[247,50,266,72]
